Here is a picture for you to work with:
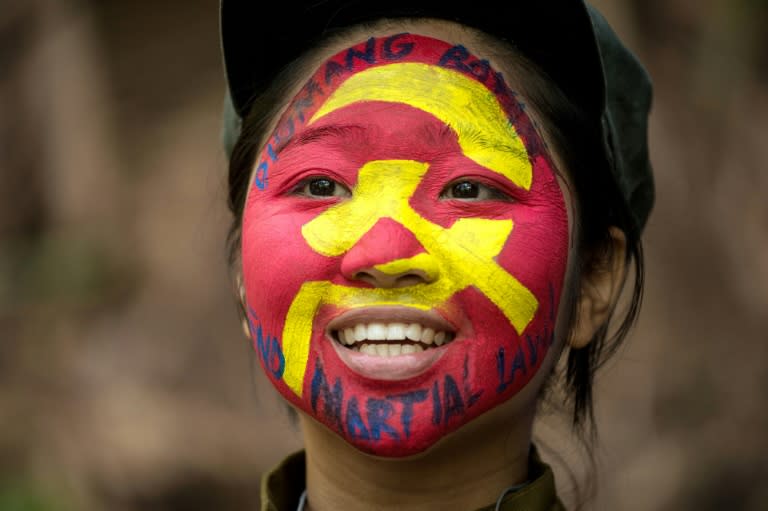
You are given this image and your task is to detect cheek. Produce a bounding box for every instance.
[470,158,569,393]
[497,163,570,313]
[241,197,338,329]
[497,208,569,308]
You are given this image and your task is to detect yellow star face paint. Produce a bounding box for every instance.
[241,34,569,456]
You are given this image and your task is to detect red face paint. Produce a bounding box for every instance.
[241,34,569,457]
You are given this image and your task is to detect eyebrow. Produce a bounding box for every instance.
[275,120,529,171]
[417,120,525,159]
[278,124,370,154]
[459,124,529,162]
[418,123,456,146]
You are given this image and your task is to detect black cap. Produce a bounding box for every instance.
[220,0,654,233]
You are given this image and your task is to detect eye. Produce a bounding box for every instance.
[295,177,351,198]
[441,180,510,201]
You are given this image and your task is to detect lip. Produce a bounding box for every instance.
[324,305,461,381]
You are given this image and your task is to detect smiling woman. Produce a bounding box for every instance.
[219,1,653,510]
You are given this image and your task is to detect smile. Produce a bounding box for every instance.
[324,306,460,378]
[332,322,456,357]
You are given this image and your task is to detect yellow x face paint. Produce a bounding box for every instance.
[241,34,569,457]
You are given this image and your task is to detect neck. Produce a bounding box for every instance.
[300,405,535,511]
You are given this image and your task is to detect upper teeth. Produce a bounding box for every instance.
[335,322,450,353]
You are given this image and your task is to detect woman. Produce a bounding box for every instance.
[219,1,654,509]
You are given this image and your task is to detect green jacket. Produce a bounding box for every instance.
[260,447,565,511]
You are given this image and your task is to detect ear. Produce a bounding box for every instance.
[235,273,252,340]
[569,227,628,349]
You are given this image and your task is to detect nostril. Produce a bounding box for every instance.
[393,271,430,287]
[352,268,431,288]
[353,270,380,287]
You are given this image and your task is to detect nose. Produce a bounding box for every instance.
[340,217,437,288]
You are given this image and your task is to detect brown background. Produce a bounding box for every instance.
[1,0,767,509]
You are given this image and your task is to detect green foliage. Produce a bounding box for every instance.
[0,479,72,511]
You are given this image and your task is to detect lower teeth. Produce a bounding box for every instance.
[354,343,425,357]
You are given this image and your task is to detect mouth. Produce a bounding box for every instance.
[324,307,461,379]
[331,322,456,357]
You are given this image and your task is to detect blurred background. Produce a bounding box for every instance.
[1,0,766,509]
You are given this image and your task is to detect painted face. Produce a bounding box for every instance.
[241,34,569,457]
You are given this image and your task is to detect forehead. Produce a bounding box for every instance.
[272,21,563,153]
[277,30,544,142]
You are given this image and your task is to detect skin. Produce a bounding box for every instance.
[240,20,627,511]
